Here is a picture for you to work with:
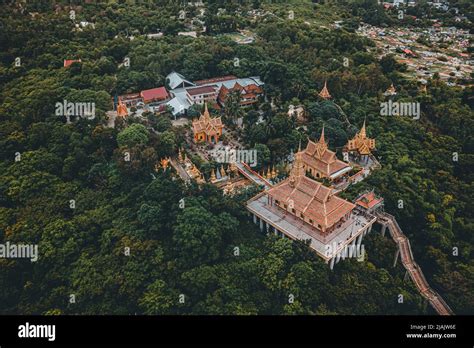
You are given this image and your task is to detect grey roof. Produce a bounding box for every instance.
[166,71,195,90]
[166,73,264,115]
[167,93,191,115]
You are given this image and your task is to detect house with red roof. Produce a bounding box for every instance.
[355,191,384,213]
[140,87,170,104]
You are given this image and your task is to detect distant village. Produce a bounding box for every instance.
[357,23,472,85]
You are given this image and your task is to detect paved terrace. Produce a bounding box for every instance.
[247,193,376,261]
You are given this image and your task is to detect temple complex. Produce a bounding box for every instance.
[192,103,223,144]
[301,128,351,182]
[246,147,377,268]
[318,81,331,99]
[345,120,376,161]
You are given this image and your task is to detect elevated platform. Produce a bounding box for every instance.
[247,192,376,265]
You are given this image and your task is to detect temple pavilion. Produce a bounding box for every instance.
[301,128,351,182]
[345,120,376,161]
[116,97,128,117]
[318,81,331,100]
[192,103,223,144]
[246,147,377,268]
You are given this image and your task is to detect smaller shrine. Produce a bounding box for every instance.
[318,81,331,100]
[345,120,376,162]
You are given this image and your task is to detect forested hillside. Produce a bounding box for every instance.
[0,0,472,315]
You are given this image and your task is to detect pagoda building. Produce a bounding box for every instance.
[345,120,376,161]
[246,148,377,269]
[355,191,384,214]
[318,81,331,100]
[300,128,351,182]
[384,83,397,96]
[116,97,128,117]
[192,103,223,144]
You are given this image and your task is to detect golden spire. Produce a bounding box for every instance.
[290,147,305,184]
[314,126,328,159]
[271,166,276,178]
[210,168,217,182]
[360,119,367,139]
[318,80,331,99]
[203,102,210,120]
[319,126,326,144]
[220,165,226,178]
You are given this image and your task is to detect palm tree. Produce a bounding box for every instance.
[224,90,243,125]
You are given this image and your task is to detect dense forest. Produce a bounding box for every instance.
[0,0,472,315]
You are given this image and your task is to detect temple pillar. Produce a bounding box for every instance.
[357,233,363,246]
[349,238,356,258]
[336,252,341,264]
[393,248,400,268]
[259,218,263,232]
[274,226,278,236]
[253,214,257,224]
[330,257,335,270]
[381,224,387,237]
[266,222,270,234]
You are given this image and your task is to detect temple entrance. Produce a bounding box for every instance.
[208,135,216,144]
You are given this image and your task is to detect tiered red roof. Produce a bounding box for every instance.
[318,81,331,99]
[268,149,354,232]
[355,192,383,210]
[192,103,223,136]
[302,128,350,178]
[218,82,263,105]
